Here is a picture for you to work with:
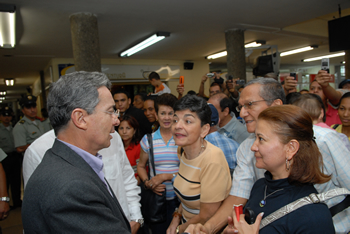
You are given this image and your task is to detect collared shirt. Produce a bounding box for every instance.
[0,123,15,153]
[140,128,179,200]
[125,143,141,177]
[217,112,249,144]
[205,131,239,169]
[231,126,350,233]
[13,115,45,148]
[58,139,110,195]
[23,130,142,221]
[0,148,7,162]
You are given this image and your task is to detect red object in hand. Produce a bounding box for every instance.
[179,76,184,84]
[234,204,243,221]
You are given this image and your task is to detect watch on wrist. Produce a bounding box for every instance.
[132,219,144,227]
[0,197,10,202]
[176,225,180,234]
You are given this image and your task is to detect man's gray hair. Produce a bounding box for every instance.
[47,71,111,134]
[245,77,286,105]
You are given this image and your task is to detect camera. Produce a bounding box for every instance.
[207,73,215,78]
[236,80,245,85]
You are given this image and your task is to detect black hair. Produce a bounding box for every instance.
[187,90,197,95]
[339,92,350,105]
[286,92,301,104]
[113,89,131,99]
[135,93,147,101]
[148,72,160,80]
[154,93,178,113]
[173,95,211,126]
[219,96,233,113]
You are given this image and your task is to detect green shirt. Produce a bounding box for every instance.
[0,123,15,153]
[13,115,45,148]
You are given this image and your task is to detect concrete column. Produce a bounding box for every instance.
[69,12,101,72]
[345,50,350,80]
[225,29,246,81]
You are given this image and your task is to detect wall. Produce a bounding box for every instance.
[48,58,210,96]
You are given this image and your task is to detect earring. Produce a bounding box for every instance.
[285,158,290,171]
[201,138,205,148]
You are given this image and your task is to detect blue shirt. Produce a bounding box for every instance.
[58,140,112,196]
[205,131,239,170]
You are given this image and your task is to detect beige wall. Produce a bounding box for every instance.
[48,58,210,97]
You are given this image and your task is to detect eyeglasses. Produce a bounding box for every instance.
[236,99,274,112]
[103,108,120,117]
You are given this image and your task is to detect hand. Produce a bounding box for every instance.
[201,74,209,83]
[177,84,184,95]
[284,76,297,93]
[226,78,239,92]
[148,174,166,190]
[166,217,181,234]
[191,223,210,234]
[315,70,332,88]
[224,211,263,234]
[130,221,141,234]
[0,201,10,220]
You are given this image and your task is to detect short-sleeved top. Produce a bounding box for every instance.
[13,116,45,148]
[140,128,179,200]
[326,103,341,126]
[173,141,231,222]
[125,143,141,177]
[155,83,171,95]
[205,131,239,169]
[0,123,15,153]
[332,124,350,141]
[217,113,250,144]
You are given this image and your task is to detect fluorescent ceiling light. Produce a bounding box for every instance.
[280,46,316,57]
[5,78,14,86]
[206,40,266,59]
[0,4,16,48]
[0,91,6,95]
[120,32,170,57]
[302,52,345,62]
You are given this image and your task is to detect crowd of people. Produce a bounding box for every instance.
[0,69,350,234]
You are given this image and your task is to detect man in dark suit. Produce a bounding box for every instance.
[22,71,131,233]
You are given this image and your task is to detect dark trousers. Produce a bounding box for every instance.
[148,198,180,234]
[2,152,23,207]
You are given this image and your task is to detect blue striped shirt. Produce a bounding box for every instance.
[205,131,239,169]
[140,128,179,200]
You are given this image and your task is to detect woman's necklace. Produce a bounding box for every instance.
[259,185,284,207]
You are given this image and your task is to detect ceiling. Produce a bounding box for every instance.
[0,0,349,104]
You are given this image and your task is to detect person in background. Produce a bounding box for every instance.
[205,104,239,176]
[0,107,22,208]
[332,92,350,140]
[13,95,45,153]
[299,89,309,94]
[0,148,10,221]
[225,105,334,234]
[148,71,171,95]
[167,95,231,234]
[339,79,350,90]
[143,96,159,132]
[118,115,142,183]
[133,93,147,110]
[41,107,52,133]
[114,89,152,137]
[208,93,249,144]
[137,93,179,234]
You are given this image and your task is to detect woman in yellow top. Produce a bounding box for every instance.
[167,95,231,234]
[332,92,350,140]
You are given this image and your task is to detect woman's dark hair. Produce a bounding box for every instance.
[339,92,350,105]
[292,93,326,123]
[119,115,141,145]
[154,93,178,113]
[258,105,331,185]
[173,95,211,126]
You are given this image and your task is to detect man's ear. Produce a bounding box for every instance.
[223,106,230,117]
[200,123,210,138]
[128,98,131,105]
[71,108,88,130]
[318,109,324,122]
[271,99,283,106]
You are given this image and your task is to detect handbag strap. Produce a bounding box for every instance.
[147,133,157,176]
[260,188,350,230]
